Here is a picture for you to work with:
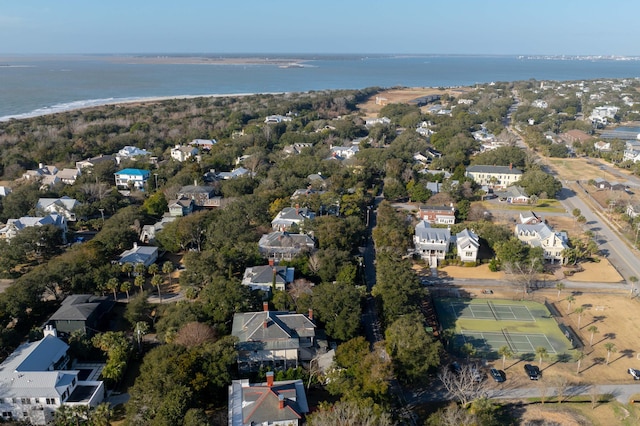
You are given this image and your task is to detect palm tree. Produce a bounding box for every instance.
[106,278,119,300]
[556,282,565,299]
[121,262,134,278]
[148,263,159,277]
[134,262,146,277]
[134,275,145,293]
[162,261,175,287]
[151,274,164,303]
[566,295,576,312]
[575,351,586,374]
[588,325,599,345]
[574,306,585,328]
[604,342,616,365]
[498,345,514,369]
[120,280,132,302]
[134,321,149,352]
[536,346,549,367]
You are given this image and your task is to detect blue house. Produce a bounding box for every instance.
[114,168,151,190]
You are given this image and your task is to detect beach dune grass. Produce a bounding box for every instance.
[434,297,574,359]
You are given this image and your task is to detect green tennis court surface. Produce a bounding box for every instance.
[433,297,574,358]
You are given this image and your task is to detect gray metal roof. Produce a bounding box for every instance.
[466,165,523,174]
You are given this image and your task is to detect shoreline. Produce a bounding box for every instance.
[0,92,284,122]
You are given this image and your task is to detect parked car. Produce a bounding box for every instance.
[490,368,505,382]
[524,364,541,380]
[628,368,640,380]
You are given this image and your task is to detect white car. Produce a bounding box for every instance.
[628,368,640,380]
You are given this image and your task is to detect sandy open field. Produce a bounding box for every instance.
[357,87,472,119]
[442,290,640,387]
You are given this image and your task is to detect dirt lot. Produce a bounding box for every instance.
[357,87,472,119]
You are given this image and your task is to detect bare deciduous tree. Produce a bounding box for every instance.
[174,321,217,347]
[438,364,487,407]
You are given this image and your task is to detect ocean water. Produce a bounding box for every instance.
[1,54,640,121]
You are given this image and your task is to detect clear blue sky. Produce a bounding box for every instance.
[1,0,638,56]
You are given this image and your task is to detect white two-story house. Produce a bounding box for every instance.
[515,223,569,264]
[0,327,104,425]
[413,221,451,267]
[465,165,523,189]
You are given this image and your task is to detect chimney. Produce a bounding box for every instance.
[266,371,274,387]
[263,319,269,329]
[133,242,138,249]
[263,301,269,312]
[308,308,313,321]
[194,179,197,187]
[278,394,285,409]
[43,324,57,338]
[296,203,299,215]
[509,163,513,170]
[269,259,274,267]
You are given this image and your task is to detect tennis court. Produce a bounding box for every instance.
[449,301,536,322]
[454,329,557,354]
[433,297,574,358]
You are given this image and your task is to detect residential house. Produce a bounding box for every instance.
[465,165,523,189]
[271,207,315,231]
[22,163,58,181]
[626,203,640,219]
[189,139,217,150]
[117,243,158,267]
[426,182,442,194]
[532,99,548,108]
[515,223,569,264]
[594,141,611,152]
[228,373,309,426]
[46,295,114,337]
[139,216,176,243]
[0,327,104,425]
[35,196,81,221]
[364,116,391,127]
[282,143,313,156]
[559,129,593,146]
[232,303,316,372]
[258,232,316,260]
[265,115,292,123]
[0,214,67,242]
[589,106,619,124]
[75,154,116,170]
[167,197,194,217]
[176,183,218,207]
[55,168,81,185]
[170,145,199,162]
[591,178,627,191]
[115,146,150,164]
[329,145,359,160]
[519,211,543,225]
[114,168,151,190]
[217,167,251,180]
[413,221,451,267]
[416,205,456,225]
[242,265,295,293]
[455,228,479,263]
[494,186,530,204]
[290,188,322,200]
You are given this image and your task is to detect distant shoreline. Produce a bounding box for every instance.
[0,92,272,122]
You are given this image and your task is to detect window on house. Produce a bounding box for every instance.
[466,252,473,257]
[46,398,55,405]
[21,398,30,405]
[2,412,12,418]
